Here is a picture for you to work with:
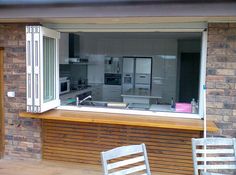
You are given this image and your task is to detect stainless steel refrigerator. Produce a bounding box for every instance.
[122,57,152,93]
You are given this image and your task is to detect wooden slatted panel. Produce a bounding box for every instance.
[42,120,201,175]
[0,48,4,158]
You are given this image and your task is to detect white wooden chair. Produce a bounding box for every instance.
[101,143,151,175]
[192,138,236,175]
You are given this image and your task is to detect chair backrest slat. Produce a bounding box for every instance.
[198,164,236,170]
[102,144,143,160]
[194,138,234,146]
[196,149,234,154]
[101,143,151,175]
[201,172,223,175]
[107,156,145,170]
[192,138,236,175]
[196,157,236,162]
[109,164,146,175]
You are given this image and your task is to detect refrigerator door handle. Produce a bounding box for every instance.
[139,75,146,78]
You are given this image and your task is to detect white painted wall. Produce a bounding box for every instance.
[79,33,177,57]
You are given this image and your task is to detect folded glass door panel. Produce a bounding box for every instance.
[26,26,60,113]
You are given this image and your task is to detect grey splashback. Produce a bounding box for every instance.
[60,64,87,86]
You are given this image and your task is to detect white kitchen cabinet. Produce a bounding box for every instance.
[123,58,134,74]
[135,58,152,74]
[59,33,69,64]
[103,85,122,102]
[152,55,165,78]
[87,55,105,84]
[90,84,103,101]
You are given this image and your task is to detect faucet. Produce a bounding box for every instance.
[76,95,92,106]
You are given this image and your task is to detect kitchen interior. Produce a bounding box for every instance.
[59,32,201,114]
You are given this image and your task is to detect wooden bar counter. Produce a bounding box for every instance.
[20,109,218,175]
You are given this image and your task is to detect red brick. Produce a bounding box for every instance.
[207,23,236,139]
[0,23,41,160]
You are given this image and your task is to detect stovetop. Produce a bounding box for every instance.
[71,85,91,91]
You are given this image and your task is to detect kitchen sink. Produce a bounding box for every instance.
[80,101,107,107]
[68,100,128,109]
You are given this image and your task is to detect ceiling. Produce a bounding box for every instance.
[0,0,234,5]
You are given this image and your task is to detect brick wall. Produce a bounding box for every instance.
[0,24,41,159]
[0,22,235,160]
[207,23,236,137]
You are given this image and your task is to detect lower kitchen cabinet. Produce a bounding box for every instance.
[102,85,122,102]
[90,84,103,101]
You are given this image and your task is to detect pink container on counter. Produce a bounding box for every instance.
[175,103,191,113]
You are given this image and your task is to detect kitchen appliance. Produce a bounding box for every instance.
[122,73,134,92]
[122,58,134,93]
[60,77,70,95]
[104,73,122,85]
[122,57,152,93]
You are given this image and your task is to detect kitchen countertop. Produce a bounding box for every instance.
[121,88,162,99]
[19,109,218,132]
[149,104,172,112]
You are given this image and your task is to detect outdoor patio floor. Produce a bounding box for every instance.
[0,159,102,175]
[0,159,160,175]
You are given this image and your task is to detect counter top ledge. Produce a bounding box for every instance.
[19,109,218,132]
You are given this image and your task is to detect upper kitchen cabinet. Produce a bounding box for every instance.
[152,55,165,78]
[69,33,80,58]
[135,58,152,74]
[59,33,69,64]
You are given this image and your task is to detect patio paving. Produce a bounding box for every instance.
[0,159,102,175]
[0,159,162,175]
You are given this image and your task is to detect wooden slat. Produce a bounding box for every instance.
[42,120,202,174]
[43,119,205,134]
[20,109,218,131]
[0,48,4,158]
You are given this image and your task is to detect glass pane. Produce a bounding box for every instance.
[43,36,55,103]
[59,32,201,115]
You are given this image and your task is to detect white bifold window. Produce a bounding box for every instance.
[26,26,60,113]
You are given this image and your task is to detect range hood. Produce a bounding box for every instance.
[69,33,80,58]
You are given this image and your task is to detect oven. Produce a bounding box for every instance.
[60,77,70,95]
[104,73,122,85]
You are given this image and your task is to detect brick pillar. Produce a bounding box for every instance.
[0,24,41,159]
[206,23,236,137]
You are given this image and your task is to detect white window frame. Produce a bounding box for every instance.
[58,30,208,119]
[26,26,60,113]
[26,23,208,119]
